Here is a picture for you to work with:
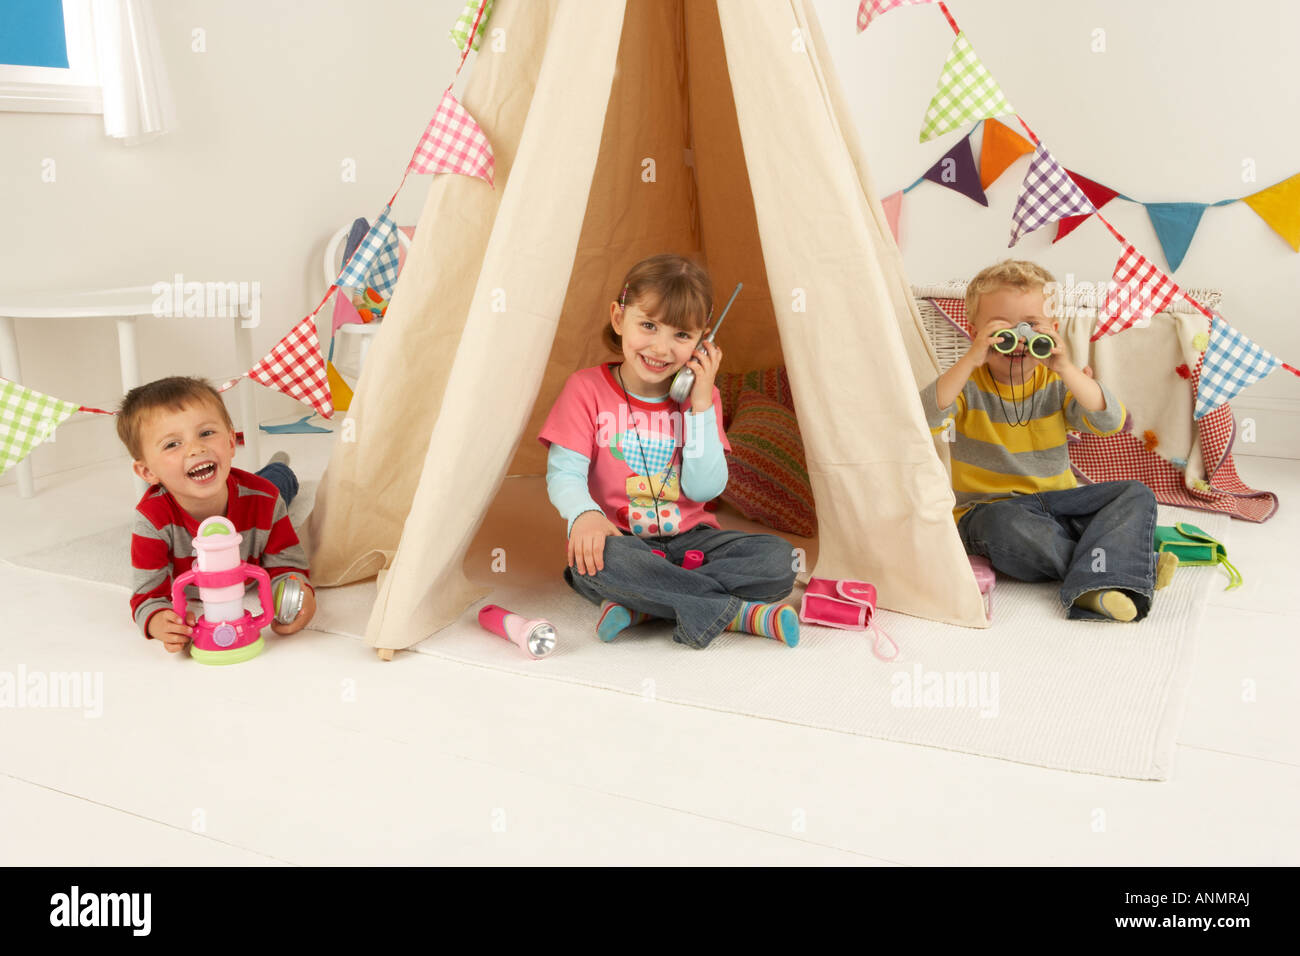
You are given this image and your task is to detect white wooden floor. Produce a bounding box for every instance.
[2,438,1296,865]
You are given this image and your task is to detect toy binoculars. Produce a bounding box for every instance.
[992,322,1054,359]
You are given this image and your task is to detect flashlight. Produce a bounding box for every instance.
[477,604,557,659]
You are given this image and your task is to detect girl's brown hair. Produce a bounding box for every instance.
[603,254,714,353]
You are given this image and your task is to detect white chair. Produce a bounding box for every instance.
[323,223,413,377]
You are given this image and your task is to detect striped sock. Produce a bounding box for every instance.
[726,602,799,647]
[597,600,652,643]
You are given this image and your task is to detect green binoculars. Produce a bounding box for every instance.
[992,322,1054,359]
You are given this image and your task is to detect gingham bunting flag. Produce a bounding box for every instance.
[857,0,932,32]
[0,378,81,476]
[407,89,495,186]
[246,314,334,419]
[919,33,1014,143]
[449,0,492,53]
[336,206,401,297]
[1009,146,1096,246]
[1194,317,1280,420]
[1092,243,1182,340]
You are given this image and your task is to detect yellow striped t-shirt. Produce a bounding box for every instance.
[919,364,1126,520]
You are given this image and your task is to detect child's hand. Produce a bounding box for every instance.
[271,582,316,636]
[148,609,194,653]
[687,340,723,413]
[966,319,1014,367]
[568,510,620,576]
[1039,327,1075,375]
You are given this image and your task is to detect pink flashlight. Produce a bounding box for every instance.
[477,604,557,659]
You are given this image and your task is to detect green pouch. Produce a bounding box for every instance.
[1154,522,1242,590]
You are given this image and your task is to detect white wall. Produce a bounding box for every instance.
[811,0,1300,457]
[4,0,1297,487]
[0,0,466,484]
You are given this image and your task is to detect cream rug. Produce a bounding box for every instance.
[7,477,1227,781]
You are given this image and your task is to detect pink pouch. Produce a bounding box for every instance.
[799,577,876,629]
[799,577,899,661]
[968,555,995,621]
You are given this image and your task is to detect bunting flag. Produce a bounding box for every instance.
[922,137,987,205]
[326,361,354,412]
[1053,171,1119,243]
[0,378,81,476]
[1195,317,1280,419]
[336,206,401,297]
[856,0,933,32]
[246,313,334,419]
[1241,173,1300,252]
[979,118,1034,189]
[1009,147,1095,246]
[881,190,903,242]
[919,33,1014,143]
[330,286,364,335]
[1092,244,1181,341]
[407,89,495,186]
[449,0,492,53]
[260,415,330,435]
[1146,202,1208,272]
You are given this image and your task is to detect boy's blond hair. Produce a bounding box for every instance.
[116,376,233,460]
[965,260,1056,325]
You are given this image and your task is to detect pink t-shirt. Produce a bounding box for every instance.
[539,363,731,537]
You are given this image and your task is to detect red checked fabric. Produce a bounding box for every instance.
[246,314,334,419]
[857,0,932,32]
[1092,243,1182,341]
[407,89,495,186]
[929,298,1276,522]
[1069,356,1276,522]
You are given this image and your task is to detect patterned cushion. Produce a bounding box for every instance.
[715,367,793,431]
[721,390,817,537]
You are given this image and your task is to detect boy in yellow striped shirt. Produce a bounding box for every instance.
[919,260,1159,622]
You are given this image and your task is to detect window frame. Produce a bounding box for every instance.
[0,0,102,114]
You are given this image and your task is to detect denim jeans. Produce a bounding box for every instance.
[564,525,797,648]
[956,481,1157,621]
[256,462,299,507]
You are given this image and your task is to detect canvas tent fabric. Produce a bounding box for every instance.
[307,0,989,650]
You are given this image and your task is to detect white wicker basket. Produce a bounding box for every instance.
[913,280,1222,373]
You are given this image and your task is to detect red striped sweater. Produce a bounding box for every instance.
[130,467,310,635]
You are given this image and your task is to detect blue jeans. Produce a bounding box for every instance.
[957,481,1157,621]
[256,462,299,507]
[564,525,797,648]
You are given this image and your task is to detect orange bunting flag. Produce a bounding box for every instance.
[326,361,354,412]
[1241,173,1300,252]
[979,119,1034,189]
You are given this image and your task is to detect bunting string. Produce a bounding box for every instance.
[872,0,1300,414]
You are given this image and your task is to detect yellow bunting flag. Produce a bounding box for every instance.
[979,118,1034,189]
[1242,173,1300,252]
[327,361,354,412]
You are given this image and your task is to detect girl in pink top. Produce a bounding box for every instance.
[539,254,799,649]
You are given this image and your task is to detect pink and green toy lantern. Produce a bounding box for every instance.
[171,515,273,665]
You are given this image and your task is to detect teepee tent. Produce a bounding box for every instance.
[307,0,989,651]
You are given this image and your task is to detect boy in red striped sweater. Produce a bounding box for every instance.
[117,377,315,651]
